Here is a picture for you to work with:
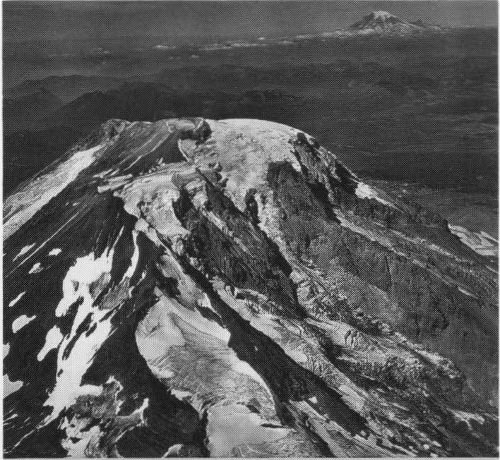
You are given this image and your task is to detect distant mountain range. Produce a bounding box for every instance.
[195,11,445,48]
[4,75,125,104]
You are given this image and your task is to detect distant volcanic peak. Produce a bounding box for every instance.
[351,11,401,29]
[348,10,437,34]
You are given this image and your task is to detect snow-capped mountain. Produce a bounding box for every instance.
[333,11,443,37]
[4,118,497,457]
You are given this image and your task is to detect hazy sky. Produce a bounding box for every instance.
[4,1,497,42]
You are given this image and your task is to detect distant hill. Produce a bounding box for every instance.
[5,75,126,103]
[39,82,301,132]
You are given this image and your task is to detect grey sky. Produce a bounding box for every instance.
[4,1,497,42]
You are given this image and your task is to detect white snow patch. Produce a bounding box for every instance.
[4,412,18,422]
[8,214,78,276]
[355,182,395,208]
[171,389,193,400]
[93,168,115,179]
[8,291,26,308]
[138,290,276,406]
[137,302,186,356]
[197,293,217,313]
[207,404,289,457]
[177,139,192,162]
[449,225,498,257]
[150,366,175,380]
[28,262,43,274]
[13,244,36,261]
[458,286,475,298]
[37,326,64,361]
[48,248,62,256]
[451,409,485,428]
[123,230,140,280]
[165,295,231,343]
[337,384,369,413]
[4,144,104,240]
[480,231,498,243]
[117,175,189,241]
[203,119,303,212]
[12,314,36,333]
[55,246,116,317]
[257,192,289,250]
[337,213,394,247]
[61,423,101,457]
[164,444,184,457]
[58,380,145,458]
[287,348,308,363]
[41,243,119,423]
[230,358,270,389]
[372,10,396,20]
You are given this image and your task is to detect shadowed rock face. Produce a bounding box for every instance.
[3,117,498,457]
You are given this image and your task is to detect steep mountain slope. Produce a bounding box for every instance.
[3,118,498,457]
[3,127,84,195]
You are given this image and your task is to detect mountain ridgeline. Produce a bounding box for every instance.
[3,118,498,457]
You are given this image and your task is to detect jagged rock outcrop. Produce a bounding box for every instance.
[3,118,498,457]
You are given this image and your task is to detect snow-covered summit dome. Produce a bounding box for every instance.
[370,11,398,20]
